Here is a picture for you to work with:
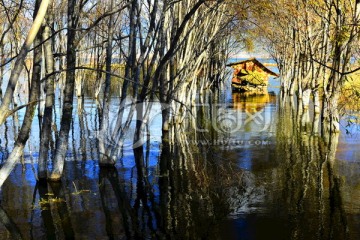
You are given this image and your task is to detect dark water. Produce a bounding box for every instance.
[0,74,360,239]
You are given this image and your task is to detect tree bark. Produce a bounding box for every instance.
[48,0,77,181]
[38,13,55,179]
[0,0,44,187]
[120,0,137,102]
[0,0,50,126]
[99,0,115,166]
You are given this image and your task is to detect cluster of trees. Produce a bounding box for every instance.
[0,0,358,187]
[0,0,239,186]
[248,0,360,134]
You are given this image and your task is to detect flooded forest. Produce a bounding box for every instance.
[0,0,360,239]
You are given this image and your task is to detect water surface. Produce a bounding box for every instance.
[0,75,360,239]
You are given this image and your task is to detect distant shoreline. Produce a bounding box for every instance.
[263,63,277,67]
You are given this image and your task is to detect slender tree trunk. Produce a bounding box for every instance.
[94,32,103,100]
[0,0,50,126]
[321,2,345,134]
[0,45,4,98]
[120,0,137,102]
[99,0,115,166]
[0,0,44,187]
[38,14,55,179]
[49,0,77,181]
[313,89,321,114]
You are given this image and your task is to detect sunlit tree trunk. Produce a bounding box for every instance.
[321,0,357,134]
[0,0,25,99]
[0,0,44,187]
[0,0,50,126]
[0,45,4,98]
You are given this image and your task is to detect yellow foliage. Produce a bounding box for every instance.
[32,197,66,210]
[244,37,254,52]
[237,69,267,86]
[339,72,360,112]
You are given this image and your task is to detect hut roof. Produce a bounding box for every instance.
[227,58,279,77]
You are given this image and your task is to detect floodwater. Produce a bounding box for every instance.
[0,74,360,239]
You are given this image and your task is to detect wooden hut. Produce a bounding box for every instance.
[227,58,278,94]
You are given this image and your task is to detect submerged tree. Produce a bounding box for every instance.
[248,0,360,134]
[0,0,293,185]
[0,0,50,187]
[0,0,50,125]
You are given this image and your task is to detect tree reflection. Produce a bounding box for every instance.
[98,166,134,239]
[0,94,356,239]
[95,125,252,239]
[0,204,22,239]
[275,98,348,239]
[133,130,252,239]
[33,180,56,239]
[48,182,75,239]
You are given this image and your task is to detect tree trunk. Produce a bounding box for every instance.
[38,15,55,179]
[120,0,137,102]
[0,45,4,98]
[0,0,50,126]
[0,0,43,187]
[99,0,115,166]
[48,0,77,181]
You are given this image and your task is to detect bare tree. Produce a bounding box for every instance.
[0,0,50,125]
[48,0,79,181]
[0,0,48,188]
[38,4,55,179]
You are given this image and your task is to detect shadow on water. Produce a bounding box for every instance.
[0,92,359,239]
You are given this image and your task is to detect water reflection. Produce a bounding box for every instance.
[33,181,56,239]
[0,93,359,239]
[98,166,133,239]
[272,103,349,239]
[220,96,360,239]
[231,92,276,113]
[0,205,22,239]
[0,140,254,239]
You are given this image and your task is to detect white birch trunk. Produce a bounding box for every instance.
[0,0,50,125]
